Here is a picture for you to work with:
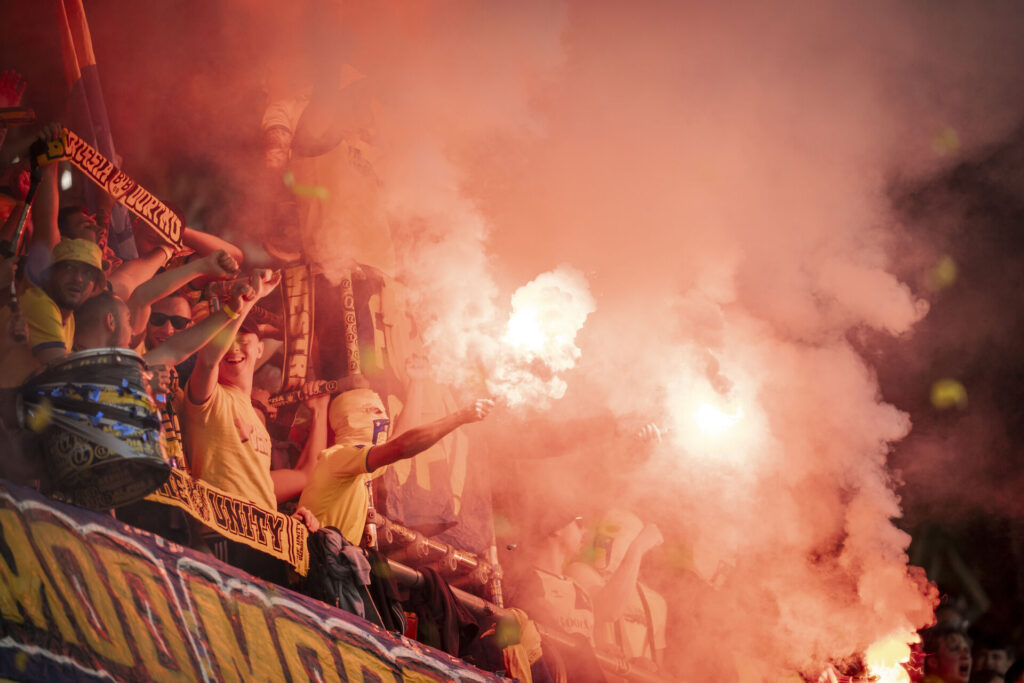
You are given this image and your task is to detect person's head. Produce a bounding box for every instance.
[523,500,586,569]
[74,291,131,349]
[975,638,1014,676]
[217,318,264,394]
[936,595,970,631]
[592,508,644,573]
[57,206,101,243]
[43,238,104,313]
[1003,658,1024,683]
[0,161,30,200]
[922,624,972,683]
[328,387,389,446]
[549,515,586,559]
[146,295,192,348]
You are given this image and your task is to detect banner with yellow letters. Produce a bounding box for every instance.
[0,478,500,682]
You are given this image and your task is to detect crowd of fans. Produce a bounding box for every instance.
[2,62,1017,682]
[0,67,670,683]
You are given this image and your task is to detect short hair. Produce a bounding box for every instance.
[75,291,127,335]
[921,623,971,656]
[57,205,97,238]
[1004,658,1024,683]
[975,633,1014,660]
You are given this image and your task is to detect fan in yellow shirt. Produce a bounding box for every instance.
[298,387,493,545]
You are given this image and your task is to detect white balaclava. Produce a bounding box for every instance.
[328,388,390,447]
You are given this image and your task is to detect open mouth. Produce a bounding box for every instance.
[224,357,245,366]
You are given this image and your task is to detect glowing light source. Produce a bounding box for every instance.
[694,401,742,437]
[504,307,545,351]
[60,168,73,190]
[486,267,594,407]
[864,634,915,683]
[930,378,967,410]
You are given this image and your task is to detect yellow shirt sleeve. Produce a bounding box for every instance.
[322,443,371,478]
[21,285,73,354]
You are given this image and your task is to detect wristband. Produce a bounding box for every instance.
[221,303,240,320]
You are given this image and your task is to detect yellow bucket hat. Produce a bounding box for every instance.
[48,238,106,289]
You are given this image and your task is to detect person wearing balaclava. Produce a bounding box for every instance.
[566,508,667,678]
[298,387,493,545]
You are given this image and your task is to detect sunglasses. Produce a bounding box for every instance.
[148,312,190,330]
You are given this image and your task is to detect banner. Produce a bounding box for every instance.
[0,479,499,682]
[279,264,314,393]
[36,128,183,248]
[145,468,309,575]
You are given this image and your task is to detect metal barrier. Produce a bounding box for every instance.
[386,558,667,683]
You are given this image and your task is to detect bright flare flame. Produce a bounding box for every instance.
[864,633,916,683]
[694,402,743,436]
[504,307,545,351]
[487,266,595,407]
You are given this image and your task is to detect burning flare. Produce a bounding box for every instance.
[864,633,917,683]
[487,266,595,407]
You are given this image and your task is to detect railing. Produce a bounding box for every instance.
[387,558,667,683]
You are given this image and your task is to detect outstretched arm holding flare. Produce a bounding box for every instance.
[366,398,494,472]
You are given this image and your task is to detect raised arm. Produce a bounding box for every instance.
[143,306,236,368]
[584,524,663,625]
[23,125,62,282]
[107,247,172,301]
[270,389,329,503]
[366,398,493,473]
[126,249,238,336]
[187,269,280,405]
[180,227,243,266]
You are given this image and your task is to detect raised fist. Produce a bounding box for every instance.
[202,249,239,278]
[460,398,494,423]
[0,70,26,108]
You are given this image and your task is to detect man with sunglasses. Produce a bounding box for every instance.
[147,299,192,341]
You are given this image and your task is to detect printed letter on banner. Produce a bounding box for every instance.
[38,129,182,249]
[145,469,309,575]
[280,265,314,392]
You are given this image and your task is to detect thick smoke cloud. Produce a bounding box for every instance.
[6,0,1024,677]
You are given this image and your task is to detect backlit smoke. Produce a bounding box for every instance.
[8,0,1024,677]
[487,266,594,407]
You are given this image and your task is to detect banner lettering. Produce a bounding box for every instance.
[0,479,498,682]
[145,468,309,576]
[36,128,183,248]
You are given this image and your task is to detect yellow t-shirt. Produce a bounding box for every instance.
[183,382,276,511]
[297,443,385,545]
[0,283,73,388]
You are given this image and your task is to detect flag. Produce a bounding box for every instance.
[56,0,137,259]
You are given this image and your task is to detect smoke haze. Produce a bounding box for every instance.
[6,0,1024,677]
